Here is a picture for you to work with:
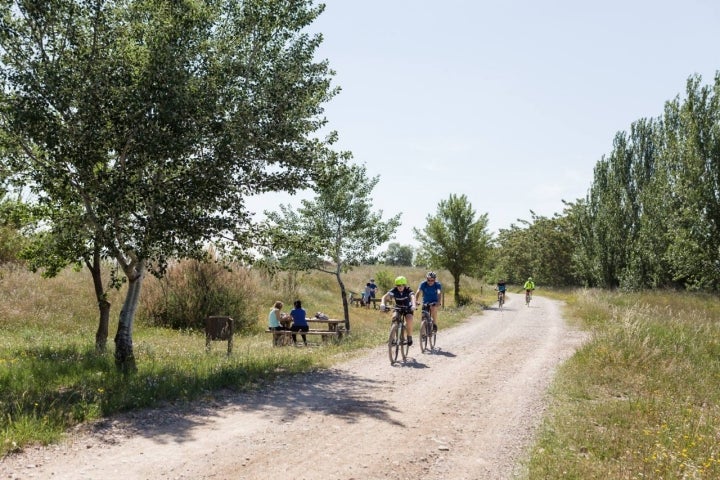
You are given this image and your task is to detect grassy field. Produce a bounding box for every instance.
[526,289,720,479]
[0,263,488,457]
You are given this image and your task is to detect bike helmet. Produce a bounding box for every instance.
[528,277,533,281]
[394,276,407,286]
[426,271,437,279]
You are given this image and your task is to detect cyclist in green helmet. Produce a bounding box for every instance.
[380,275,416,346]
[524,277,535,297]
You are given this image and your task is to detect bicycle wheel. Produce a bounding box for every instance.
[420,319,429,353]
[399,320,409,362]
[526,293,530,306]
[388,322,400,365]
[429,320,437,350]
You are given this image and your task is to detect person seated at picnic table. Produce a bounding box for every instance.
[290,300,309,346]
[267,301,289,331]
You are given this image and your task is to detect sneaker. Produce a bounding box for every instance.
[432,323,437,333]
[407,336,413,346]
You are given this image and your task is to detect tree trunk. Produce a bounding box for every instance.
[453,274,461,306]
[86,249,111,353]
[96,300,111,353]
[336,271,351,333]
[114,261,145,373]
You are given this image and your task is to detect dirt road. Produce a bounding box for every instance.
[1,293,586,480]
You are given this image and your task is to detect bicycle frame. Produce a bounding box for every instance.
[420,302,437,353]
[388,306,412,365]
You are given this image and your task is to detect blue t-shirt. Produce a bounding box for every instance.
[497,282,506,292]
[290,308,307,327]
[417,280,442,304]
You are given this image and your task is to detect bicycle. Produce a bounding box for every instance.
[497,290,505,309]
[386,305,412,365]
[419,302,437,353]
[525,290,532,306]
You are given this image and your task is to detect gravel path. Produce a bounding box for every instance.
[0,293,586,480]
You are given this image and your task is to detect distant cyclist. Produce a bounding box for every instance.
[380,276,416,346]
[495,279,507,303]
[415,271,442,332]
[523,277,535,300]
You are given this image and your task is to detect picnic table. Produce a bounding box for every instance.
[267,313,344,346]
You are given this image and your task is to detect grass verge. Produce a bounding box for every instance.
[525,289,720,479]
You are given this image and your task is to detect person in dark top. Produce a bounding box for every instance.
[290,300,309,346]
[495,279,507,303]
[380,276,416,347]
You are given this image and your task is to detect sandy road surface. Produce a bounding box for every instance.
[1,293,586,480]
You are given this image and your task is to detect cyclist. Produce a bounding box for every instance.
[415,271,442,332]
[380,276,416,346]
[495,279,507,303]
[523,277,535,300]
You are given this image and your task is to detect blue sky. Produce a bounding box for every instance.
[248,0,720,249]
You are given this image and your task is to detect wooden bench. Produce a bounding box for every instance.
[349,291,363,307]
[266,329,341,346]
[349,292,380,309]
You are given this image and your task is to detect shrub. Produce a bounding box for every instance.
[139,259,260,332]
[456,293,473,307]
[374,269,394,293]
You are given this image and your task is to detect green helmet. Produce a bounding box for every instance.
[394,276,407,286]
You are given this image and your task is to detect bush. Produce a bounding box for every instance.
[374,269,394,293]
[139,259,260,332]
[456,293,473,307]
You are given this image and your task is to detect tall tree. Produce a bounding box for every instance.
[383,242,414,266]
[662,74,720,289]
[413,194,490,305]
[0,0,339,371]
[264,163,400,332]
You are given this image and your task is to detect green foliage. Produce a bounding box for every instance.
[414,193,491,305]
[264,163,401,328]
[573,72,720,291]
[139,258,260,332]
[494,209,577,287]
[0,196,33,264]
[0,0,341,367]
[374,269,394,293]
[382,242,414,266]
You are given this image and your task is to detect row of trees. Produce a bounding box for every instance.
[571,73,720,290]
[493,73,720,292]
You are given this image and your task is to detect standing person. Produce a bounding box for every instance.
[363,282,373,308]
[523,277,535,300]
[380,276,416,346]
[290,300,309,346]
[368,278,378,300]
[415,271,442,332]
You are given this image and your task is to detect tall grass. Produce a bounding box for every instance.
[526,289,720,479]
[0,263,485,457]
